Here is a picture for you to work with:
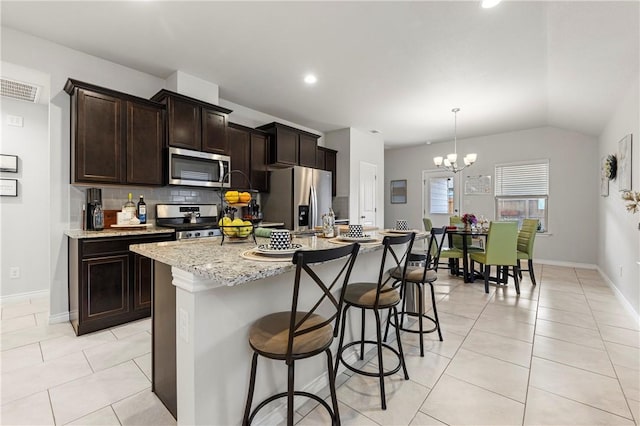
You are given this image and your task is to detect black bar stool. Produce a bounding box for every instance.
[242,243,360,426]
[334,232,416,410]
[385,227,447,356]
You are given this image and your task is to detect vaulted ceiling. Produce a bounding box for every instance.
[1,1,638,147]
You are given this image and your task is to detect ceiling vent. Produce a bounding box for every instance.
[1,78,41,103]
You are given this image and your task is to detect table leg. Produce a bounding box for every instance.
[462,236,470,283]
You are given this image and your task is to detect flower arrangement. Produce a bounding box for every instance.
[622,191,640,214]
[604,154,617,181]
[461,213,477,225]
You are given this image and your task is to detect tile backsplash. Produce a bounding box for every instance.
[70,185,242,228]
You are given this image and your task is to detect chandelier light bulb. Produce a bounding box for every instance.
[443,158,452,167]
[433,156,443,166]
[466,153,477,163]
[447,153,458,164]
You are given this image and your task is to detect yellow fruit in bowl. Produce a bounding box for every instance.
[224,191,240,204]
[237,220,253,238]
[219,216,236,237]
[239,192,251,203]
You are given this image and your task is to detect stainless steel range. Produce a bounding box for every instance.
[156,204,221,240]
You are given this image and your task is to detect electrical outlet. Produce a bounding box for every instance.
[179,308,189,342]
[7,115,24,127]
[9,267,20,279]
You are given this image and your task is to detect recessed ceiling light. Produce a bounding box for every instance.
[304,74,317,85]
[481,0,501,8]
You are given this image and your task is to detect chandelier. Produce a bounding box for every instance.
[433,108,477,173]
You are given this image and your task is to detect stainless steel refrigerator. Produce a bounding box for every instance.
[261,166,332,231]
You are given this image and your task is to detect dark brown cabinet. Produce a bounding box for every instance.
[65,79,164,186]
[317,146,337,196]
[68,233,173,336]
[256,122,320,168]
[151,90,231,155]
[227,123,270,192]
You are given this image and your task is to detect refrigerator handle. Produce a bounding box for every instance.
[310,185,317,229]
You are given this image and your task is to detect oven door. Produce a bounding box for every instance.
[168,147,230,188]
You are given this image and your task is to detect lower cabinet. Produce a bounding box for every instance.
[68,233,173,336]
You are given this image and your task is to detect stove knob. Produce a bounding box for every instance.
[208,231,215,237]
[185,232,192,239]
[194,232,201,237]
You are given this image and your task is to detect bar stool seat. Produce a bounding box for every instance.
[249,312,334,359]
[342,282,401,308]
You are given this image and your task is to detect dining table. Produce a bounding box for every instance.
[445,227,488,283]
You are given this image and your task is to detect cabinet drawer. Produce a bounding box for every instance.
[81,234,174,257]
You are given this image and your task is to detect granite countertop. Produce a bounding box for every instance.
[65,226,175,239]
[129,230,428,287]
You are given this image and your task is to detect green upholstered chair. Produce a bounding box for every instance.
[469,222,520,294]
[423,218,433,232]
[517,219,539,285]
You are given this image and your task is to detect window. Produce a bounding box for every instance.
[495,160,549,231]
[430,177,454,214]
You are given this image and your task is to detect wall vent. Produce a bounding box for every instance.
[1,78,40,103]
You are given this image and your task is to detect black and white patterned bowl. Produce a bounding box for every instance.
[269,230,292,250]
[347,224,364,238]
[395,220,408,231]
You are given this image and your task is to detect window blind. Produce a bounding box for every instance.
[495,160,549,196]
[430,178,449,214]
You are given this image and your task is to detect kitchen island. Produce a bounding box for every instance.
[130,232,424,425]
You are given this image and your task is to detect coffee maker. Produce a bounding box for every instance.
[86,188,103,230]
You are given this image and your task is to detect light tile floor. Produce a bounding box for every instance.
[1,265,639,425]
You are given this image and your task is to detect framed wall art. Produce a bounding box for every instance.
[618,134,632,191]
[0,154,18,173]
[464,175,492,195]
[0,178,18,197]
[390,179,407,204]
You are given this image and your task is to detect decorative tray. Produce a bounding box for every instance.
[337,235,376,242]
[110,223,153,228]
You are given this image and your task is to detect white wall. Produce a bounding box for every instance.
[385,126,599,265]
[598,76,640,316]
[325,128,385,227]
[0,98,50,297]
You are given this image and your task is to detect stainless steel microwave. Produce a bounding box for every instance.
[168,147,231,188]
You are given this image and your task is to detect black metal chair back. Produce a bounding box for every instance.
[369,232,416,309]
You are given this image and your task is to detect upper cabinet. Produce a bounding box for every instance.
[151,89,231,155]
[227,123,270,192]
[65,79,164,186]
[256,122,320,168]
[317,146,337,196]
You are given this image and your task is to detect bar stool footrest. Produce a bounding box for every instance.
[337,340,403,378]
[248,390,337,425]
[389,312,438,334]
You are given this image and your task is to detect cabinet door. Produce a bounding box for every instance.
[75,89,124,183]
[316,147,326,170]
[81,254,129,323]
[133,254,152,311]
[298,134,318,168]
[250,133,269,192]
[202,108,228,154]
[167,97,201,150]
[227,126,251,187]
[273,127,298,165]
[325,149,337,196]
[126,101,164,185]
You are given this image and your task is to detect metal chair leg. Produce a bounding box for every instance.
[484,264,490,294]
[374,309,387,410]
[513,265,520,295]
[326,349,341,426]
[392,306,410,380]
[287,361,295,426]
[417,282,425,357]
[243,352,259,426]
[360,308,366,360]
[334,305,349,378]
[430,282,443,341]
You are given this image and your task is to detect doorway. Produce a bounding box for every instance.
[422,170,456,228]
[359,162,377,226]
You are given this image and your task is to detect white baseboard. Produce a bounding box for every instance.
[0,289,49,305]
[537,259,597,269]
[596,266,640,324]
[48,311,70,324]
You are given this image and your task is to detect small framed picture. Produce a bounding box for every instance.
[0,154,18,173]
[390,179,407,204]
[0,178,18,197]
